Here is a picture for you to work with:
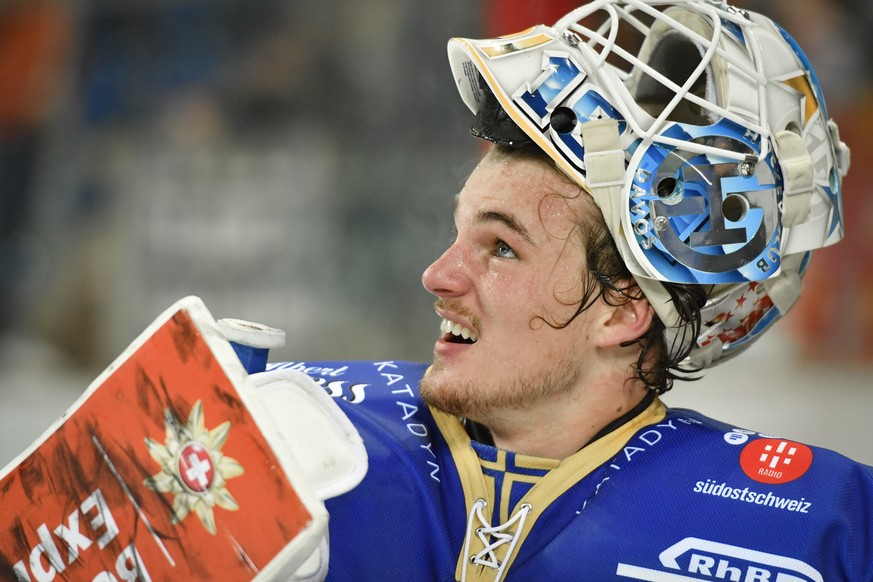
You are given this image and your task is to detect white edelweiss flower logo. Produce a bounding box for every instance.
[144,400,244,535]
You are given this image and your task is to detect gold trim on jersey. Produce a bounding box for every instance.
[476,448,558,525]
[431,398,667,582]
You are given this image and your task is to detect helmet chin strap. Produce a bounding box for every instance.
[579,118,691,360]
[775,130,814,228]
[578,119,680,328]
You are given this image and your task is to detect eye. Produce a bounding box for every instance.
[494,239,518,259]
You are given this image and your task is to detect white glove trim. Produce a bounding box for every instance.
[250,369,369,501]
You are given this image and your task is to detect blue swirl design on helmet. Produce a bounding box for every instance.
[628,119,782,284]
[515,53,585,126]
[548,87,629,168]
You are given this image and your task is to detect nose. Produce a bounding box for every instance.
[422,243,471,298]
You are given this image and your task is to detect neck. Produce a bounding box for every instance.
[480,373,650,459]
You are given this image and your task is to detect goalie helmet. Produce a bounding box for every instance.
[448,0,849,367]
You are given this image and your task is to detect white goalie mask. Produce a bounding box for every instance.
[448,0,849,367]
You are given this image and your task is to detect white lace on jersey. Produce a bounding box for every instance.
[461,499,532,582]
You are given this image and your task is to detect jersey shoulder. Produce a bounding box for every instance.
[266,359,428,405]
[265,360,464,579]
[664,405,873,479]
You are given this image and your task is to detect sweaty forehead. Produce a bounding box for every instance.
[455,153,594,229]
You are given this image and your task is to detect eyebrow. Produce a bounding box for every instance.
[475,210,535,245]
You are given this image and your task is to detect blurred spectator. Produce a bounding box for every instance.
[0,0,74,331]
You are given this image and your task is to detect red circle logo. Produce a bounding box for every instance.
[178,442,215,493]
[740,438,813,484]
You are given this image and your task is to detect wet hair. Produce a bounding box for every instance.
[488,143,706,393]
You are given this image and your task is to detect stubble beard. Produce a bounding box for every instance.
[420,352,582,425]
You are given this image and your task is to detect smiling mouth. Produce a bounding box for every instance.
[440,318,478,344]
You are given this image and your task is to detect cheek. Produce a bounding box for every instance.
[478,270,539,330]
[490,266,548,299]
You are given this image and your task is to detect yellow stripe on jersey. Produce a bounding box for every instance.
[431,398,667,582]
[475,447,558,525]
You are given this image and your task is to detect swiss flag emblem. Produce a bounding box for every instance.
[179,442,216,493]
[740,438,813,484]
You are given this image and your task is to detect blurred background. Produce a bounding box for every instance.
[1,0,871,467]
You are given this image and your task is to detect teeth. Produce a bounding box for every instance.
[440,318,478,342]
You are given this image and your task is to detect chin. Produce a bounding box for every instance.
[420,365,478,418]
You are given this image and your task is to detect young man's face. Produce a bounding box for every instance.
[420,151,605,423]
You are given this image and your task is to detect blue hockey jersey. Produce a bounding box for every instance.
[265,360,873,581]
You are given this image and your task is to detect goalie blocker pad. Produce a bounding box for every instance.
[0,296,331,581]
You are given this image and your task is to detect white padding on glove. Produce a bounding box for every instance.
[284,531,330,582]
[250,368,368,501]
[249,369,368,582]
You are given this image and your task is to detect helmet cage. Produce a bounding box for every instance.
[448,0,848,366]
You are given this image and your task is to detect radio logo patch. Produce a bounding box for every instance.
[740,438,813,484]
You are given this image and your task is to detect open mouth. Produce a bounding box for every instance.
[440,318,478,345]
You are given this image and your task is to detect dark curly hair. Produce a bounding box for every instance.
[489,143,706,393]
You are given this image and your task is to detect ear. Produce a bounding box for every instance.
[594,288,655,349]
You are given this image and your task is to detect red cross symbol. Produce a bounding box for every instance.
[179,442,215,493]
